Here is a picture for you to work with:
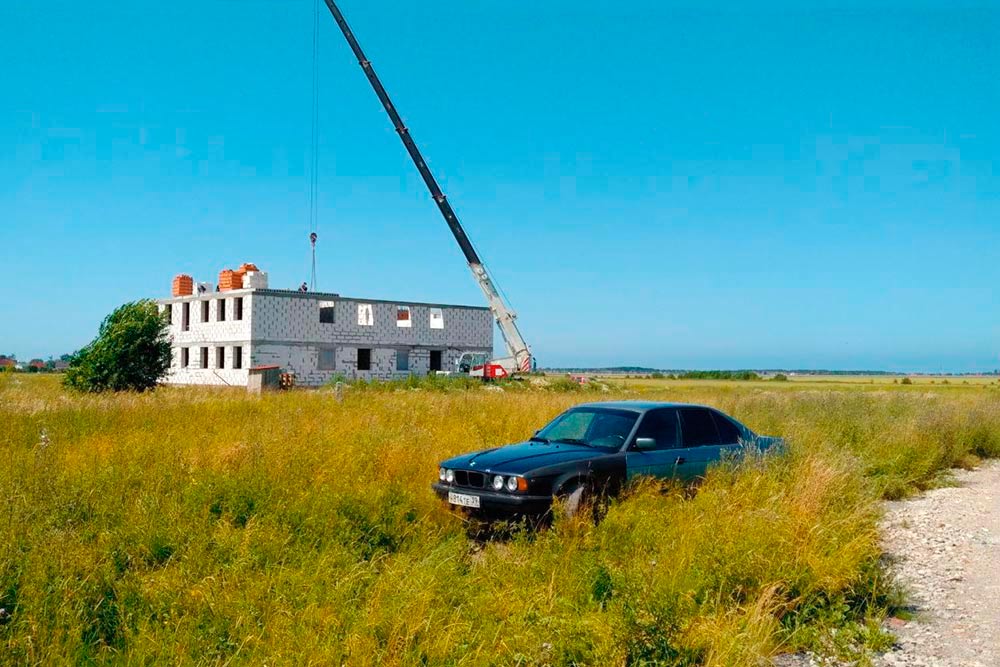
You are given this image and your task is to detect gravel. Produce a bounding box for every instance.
[776,461,1000,667]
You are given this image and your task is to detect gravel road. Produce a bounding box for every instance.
[873,461,1000,666]
[777,461,1000,666]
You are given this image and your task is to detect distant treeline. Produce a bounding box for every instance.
[672,370,760,381]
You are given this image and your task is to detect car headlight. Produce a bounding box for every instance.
[505,476,519,492]
[438,467,446,481]
[491,474,504,491]
[445,469,454,484]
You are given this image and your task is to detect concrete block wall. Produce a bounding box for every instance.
[250,291,492,348]
[249,291,493,385]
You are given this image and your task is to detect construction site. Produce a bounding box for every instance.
[157,0,533,388]
[159,266,492,386]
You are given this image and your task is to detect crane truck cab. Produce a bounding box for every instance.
[456,352,510,380]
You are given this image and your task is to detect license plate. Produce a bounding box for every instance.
[448,491,480,509]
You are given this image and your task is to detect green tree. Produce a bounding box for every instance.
[64,300,171,393]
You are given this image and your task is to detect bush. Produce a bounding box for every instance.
[63,300,171,393]
[900,377,913,385]
[772,373,789,382]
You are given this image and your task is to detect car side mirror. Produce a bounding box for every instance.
[633,437,656,450]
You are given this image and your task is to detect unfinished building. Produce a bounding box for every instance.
[157,266,493,387]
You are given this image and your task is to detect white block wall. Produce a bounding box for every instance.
[159,291,253,386]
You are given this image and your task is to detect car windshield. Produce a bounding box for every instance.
[536,408,639,449]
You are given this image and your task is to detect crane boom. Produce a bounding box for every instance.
[320,0,532,373]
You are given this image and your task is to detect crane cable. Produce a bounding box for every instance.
[308,0,320,291]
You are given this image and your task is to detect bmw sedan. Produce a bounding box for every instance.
[432,401,783,517]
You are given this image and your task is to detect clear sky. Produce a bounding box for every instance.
[2,0,998,372]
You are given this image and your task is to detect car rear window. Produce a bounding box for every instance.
[679,408,721,447]
[711,412,742,444]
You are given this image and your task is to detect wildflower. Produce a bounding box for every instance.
[38,428,50,450]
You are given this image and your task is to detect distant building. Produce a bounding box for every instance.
[28,359,45,369]
[157,268,492,387]
[0,357,15,369]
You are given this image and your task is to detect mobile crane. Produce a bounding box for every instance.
[320,0,533,378]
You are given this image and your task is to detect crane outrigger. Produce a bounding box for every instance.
[320,0,533,378]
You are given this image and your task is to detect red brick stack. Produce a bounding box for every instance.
[172,274,194,297]
[218,269,242,291]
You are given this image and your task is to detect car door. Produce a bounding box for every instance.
[677,408,723,478]
[625,408,684,481]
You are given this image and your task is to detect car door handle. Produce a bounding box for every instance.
[674,457,686,465]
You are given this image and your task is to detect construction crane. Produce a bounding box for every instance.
[320,0,533,378]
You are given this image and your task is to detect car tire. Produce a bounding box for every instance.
[562,483,588,518]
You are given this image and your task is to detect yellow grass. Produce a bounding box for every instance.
[1,374,998,665]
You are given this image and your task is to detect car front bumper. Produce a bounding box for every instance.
[432,483,552,516]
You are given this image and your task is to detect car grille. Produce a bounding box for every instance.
[453,470,486,489]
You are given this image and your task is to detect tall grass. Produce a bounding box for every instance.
[1,375,998,665]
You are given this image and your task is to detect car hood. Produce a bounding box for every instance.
[441,441,607,475]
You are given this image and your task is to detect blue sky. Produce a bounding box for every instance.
[1,0,997,372]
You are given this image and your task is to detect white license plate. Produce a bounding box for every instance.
[448,491,480,509]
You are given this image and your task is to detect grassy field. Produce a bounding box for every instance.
[2,374,999,665]
[600,374,1000,390]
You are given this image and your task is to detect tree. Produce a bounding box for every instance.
[64,300,171,393]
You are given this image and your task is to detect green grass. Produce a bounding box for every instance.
[0,374,998,665]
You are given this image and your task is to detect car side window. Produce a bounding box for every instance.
[679,408,721,447]
[586,412,639,446]
[712,412,742,445]
[633,409,680,450]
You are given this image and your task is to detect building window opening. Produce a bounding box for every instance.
[429,350,443,372]
[218,299,226,322]
[234,297,244,321]
[357,348,372,371]
[233,346,243,369]
[319,302,335,324]
[164,304,173,324]
[216,347,225,369]
[181,347,189,368]
[396,306,411,328]
[357,303,373,326]
[182,302,190,331]
[396,349,409,371]
[200,347,209,369]
[201,300,209,323]
[319,347,336,370]
[429,308,444,329]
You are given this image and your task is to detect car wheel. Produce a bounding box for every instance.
[562,483,588,518]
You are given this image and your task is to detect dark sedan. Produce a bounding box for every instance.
[432,401,783,517]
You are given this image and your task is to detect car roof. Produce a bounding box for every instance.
[570,400,714,413]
